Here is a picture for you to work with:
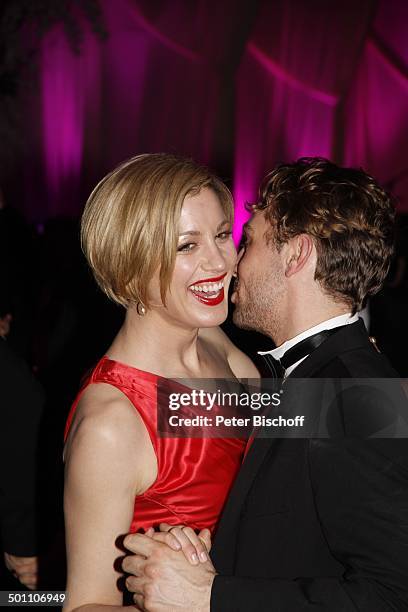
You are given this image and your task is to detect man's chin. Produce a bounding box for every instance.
[232,308,258,332]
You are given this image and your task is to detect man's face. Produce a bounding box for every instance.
[231,211,287,340]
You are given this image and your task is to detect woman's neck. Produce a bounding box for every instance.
[106,307,203,378]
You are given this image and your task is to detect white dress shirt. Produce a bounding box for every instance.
[258,313,359,378]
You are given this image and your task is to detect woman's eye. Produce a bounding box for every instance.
[177,242,196,253]
[216,231,232,240]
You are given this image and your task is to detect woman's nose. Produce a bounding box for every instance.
[201,242,227,272]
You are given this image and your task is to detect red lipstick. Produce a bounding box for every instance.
[193,288,225,306]
[189,272,227,286]
[188,273,227,307]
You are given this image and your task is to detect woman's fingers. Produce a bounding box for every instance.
[197,527,212,552]
[149,531,182,551]
[157,524,209,564]
[182,526,210,563]
[158,522,173,532]
[157,523,213,562]
[144,526,155,538]
[170,526,203,564]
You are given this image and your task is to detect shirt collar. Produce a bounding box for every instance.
[258,313,359,376]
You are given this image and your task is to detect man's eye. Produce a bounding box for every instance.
[217,231,232,240]
[177,242,196,253]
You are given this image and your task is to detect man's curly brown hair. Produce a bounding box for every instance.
[253,157,395,314]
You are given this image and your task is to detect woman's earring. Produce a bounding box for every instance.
[136,302,146,316]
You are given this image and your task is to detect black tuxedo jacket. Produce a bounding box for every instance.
[210,320,408,611]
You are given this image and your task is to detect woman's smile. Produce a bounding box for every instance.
[188,272,227,306]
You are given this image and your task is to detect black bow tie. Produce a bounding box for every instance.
[259,326,348,378]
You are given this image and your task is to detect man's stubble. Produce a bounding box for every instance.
[232,265,286,341]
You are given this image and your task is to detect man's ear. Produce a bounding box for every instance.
[284,234,314,277]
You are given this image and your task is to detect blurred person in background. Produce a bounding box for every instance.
[0,292,45,590]
[0,188,36,358]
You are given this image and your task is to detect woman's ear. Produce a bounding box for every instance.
[284,234,314,278]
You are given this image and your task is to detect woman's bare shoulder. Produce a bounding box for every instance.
[64,382,157,491]
[73,381,137,422]
[66,383,139,447]
[199,326,260,379]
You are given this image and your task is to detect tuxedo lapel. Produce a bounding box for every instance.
[290,319,369,379]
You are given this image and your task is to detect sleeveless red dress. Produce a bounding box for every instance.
[64,356,247,534]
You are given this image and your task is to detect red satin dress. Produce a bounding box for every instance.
[64,356,247,534]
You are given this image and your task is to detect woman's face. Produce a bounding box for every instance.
[149,187,236,329]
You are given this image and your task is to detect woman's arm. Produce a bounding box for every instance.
[63,383,157,612]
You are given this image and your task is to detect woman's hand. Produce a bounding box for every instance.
[144,523,212,565]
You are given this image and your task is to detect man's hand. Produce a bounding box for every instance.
[123,533,215,611]
[4,553,38,590]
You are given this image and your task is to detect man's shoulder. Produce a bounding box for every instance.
[318,344,399,378]
[312,344,405,439]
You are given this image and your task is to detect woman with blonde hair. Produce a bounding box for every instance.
[63,153,258,611]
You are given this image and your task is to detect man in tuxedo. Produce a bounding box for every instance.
[123,158,408,611]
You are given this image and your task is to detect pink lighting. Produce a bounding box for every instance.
[18,0,407,223]
[41,26,85,215]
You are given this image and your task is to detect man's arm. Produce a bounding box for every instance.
[211,439,408,612]
[124,438,408,611]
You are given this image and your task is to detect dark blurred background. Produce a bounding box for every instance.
[0,0,407,592]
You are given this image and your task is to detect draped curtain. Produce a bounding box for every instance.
[16,0,408,238]
[232,0,408,237]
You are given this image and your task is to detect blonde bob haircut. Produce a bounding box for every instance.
[81,153,233,308]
